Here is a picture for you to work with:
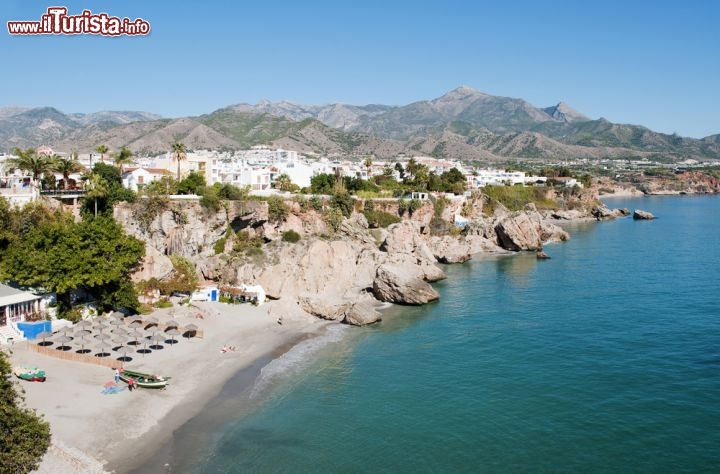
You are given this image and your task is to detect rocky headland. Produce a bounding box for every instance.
[114,189,628,326]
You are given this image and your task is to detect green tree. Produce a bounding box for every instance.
[405,158,418,181]
[310,173,336,194]
[113,146,134,174]
[364,155,373,177]
[330,191,354,218]
[95,144,109,163]
[84,173,109,217]
[51,154,83,187]
[273,173,297,192]
[0,351,51,473]
[177,171,205,195]
[8,148,51,185]
[0,216,145,313]
[171,142,187,181]
[394,162,405,180]
[267,195,289,222]
[81,163,136,216]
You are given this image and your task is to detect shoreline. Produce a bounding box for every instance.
[10,300,331,474]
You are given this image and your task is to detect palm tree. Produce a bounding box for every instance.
[51,154,83,188]
[8,147,51,185]
[171,142,187,181]
[364,155,373,179]
[84,173,109,217]
[95,144,108,164]
[113,146,134,174]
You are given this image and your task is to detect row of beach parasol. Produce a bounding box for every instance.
[35,313,199,362]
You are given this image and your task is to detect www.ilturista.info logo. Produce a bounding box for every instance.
[7,7,150,36]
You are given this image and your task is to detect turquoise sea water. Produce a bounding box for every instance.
[149,195,720,473]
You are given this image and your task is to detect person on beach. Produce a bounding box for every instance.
[114,368,120,383]
[128,378,135,391]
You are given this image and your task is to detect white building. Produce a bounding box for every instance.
[0,283,43,344]
[121,168,172,192]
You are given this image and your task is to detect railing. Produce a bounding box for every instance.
[39,189,87,197]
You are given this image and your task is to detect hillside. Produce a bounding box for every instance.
[1,87,718,162]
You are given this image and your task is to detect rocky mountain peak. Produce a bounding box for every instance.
[543,102,589,123]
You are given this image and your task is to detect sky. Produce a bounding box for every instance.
[1,0,718,138]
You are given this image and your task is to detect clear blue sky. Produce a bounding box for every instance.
[1,0,718,137]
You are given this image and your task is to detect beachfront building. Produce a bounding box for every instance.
[467,169,547,189]
[0,283,43,344]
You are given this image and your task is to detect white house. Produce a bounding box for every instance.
[0,283,43,344]
[122,168,172,192]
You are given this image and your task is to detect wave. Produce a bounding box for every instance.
[249,324,350,398]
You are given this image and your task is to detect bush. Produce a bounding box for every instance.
[213,237,227,255]
[324,207,344,232]
[481,185,556,213]
[154,298,173,309]
[364,210,401,228]
[282,229,301,243]
[309,196,324,211]
[267,195,289,222]
[330,192,354,218]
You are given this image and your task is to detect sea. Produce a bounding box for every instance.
[138,195,720,474]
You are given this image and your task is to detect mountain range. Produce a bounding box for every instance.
[1,86,718,163]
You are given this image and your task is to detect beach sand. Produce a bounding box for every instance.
[8,300,329,474]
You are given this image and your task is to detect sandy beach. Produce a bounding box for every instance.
[6,300,330,474]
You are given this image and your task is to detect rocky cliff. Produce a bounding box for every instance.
[114,193,619,325]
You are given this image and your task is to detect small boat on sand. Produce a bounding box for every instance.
[14,366,46,382]
[119,368,169,389]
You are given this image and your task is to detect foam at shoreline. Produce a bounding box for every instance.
[250,323,350,399]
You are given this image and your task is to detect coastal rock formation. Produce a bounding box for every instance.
[344,300,382,326]
[633,209,656,220]
[298,297,348,321]
[131,244,174,282]
[591,204,627,221]
[372,263,440,305]
[494,211,569,251]
[550,209,586,220]
[298,295,381,326]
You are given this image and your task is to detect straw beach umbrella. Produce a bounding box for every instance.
[94,340,112,358]
[76,319,92,329]
[183,323,199,341]
[36,331,54,346]
[73,332,92,353]
[128,328,145,346]
[165,319,180,329]
[165,328,180,345]
[109,318,124,328]
[116,345,135,362]
[54,335,72,351]
[149,332,166,350]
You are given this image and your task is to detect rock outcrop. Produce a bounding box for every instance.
[494,210,569,251]
[633,209,656,220]
[372,263,440,305]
